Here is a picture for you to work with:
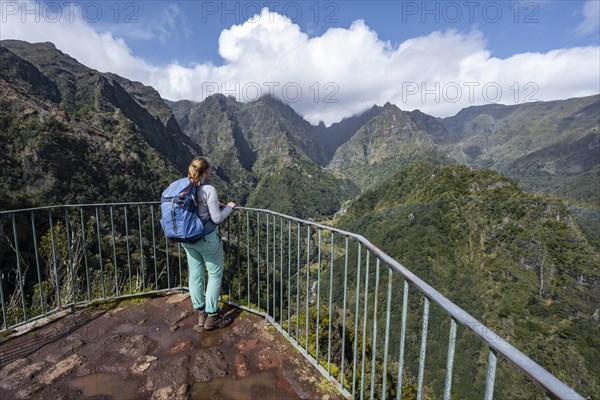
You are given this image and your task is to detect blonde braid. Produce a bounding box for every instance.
[188,156,210,183]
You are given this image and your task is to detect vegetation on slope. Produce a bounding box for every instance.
[333,163,600,398]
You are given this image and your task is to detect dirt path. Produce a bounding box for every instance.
[0,293,345,400]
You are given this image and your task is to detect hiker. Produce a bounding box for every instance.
[182,156,236,331]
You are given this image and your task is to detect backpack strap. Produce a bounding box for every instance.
[179,181,195,200]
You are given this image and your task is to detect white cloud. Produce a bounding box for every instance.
[576,0,600,36]
[2,4,599,125]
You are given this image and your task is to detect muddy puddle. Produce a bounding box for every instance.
[69,372,142,399]
[191,370,294,400]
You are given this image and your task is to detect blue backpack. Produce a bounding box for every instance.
[160,178,204,243]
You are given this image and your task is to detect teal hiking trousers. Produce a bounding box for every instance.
[181,230,224,313]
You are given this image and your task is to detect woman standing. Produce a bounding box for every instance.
[182,156,236,331]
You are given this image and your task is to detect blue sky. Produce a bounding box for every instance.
[2,0,599,124]
[108,0,599,64]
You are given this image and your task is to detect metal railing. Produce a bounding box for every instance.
[0,203,585,399]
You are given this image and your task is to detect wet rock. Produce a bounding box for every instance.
[0,358,28,380]
[78,352,131,375]
[45,339,85,363]
[106,306,126,317]
[255,322,276,342]
[144,354,190,392]
[37,354,85,384]
[15,383,42,399]
[114,323,138,336]
[191,348,228,382]
[233,320,255,337]
[170,341,193,354]
[234,353,250,378]
[118,334,153,358]
[8,310,69,338]
[0,360,46,390]
[200,331,223,347]
[171,309,193,325]
[257,348,282,370]
[151,383,188,400]
[132,355,158,374]
[281,365,315,399]
[235,338,260,352]
[166,293,190,304]
[276,377,295,396]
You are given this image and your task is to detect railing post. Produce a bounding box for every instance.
[49,210,61,309]
[64,209,76,310]
[110,207,119,295]
[227,216,232,300]
[137,206,145,291]
[274,215,278,320]
[369,258,380,400]
[237,210,242,302]
[31,211,45,315]
[360,250,371,400]
[287,219,291,336]
[396,280,409,400]
[96,207,106,299]
[79,207,90,302]
[266,213,270,320]
[444,318,458,400]
[177,244,182,289]
[352,243,362,399]
[316,228,322,365]
[150,206,158,290]
[0,273,7,329]
[150,205,158,291]
[327,231,334,375]
[124,206,132,294]
[340,236,349,388]
[296,221,300,344]
[12,213,27,321]
[165,232,170,289]
[382,268,393,399]
[305,225,311,353]
[417,297,430,400]
[246,211,250,307]
[484,347,498,400]
[273,215,277,323]
[256,211,261,311]
[280,217,283,326]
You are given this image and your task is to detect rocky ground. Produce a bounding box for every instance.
[0,292,347,400]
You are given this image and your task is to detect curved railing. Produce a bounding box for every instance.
[0,203,585,399]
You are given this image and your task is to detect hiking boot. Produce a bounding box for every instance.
[193,309,208,332]
[197,310,208,326]
[204,312,232,330]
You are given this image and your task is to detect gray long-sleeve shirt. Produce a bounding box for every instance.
[196,184,232,224]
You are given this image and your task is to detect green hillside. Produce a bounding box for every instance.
[334,163,600,398]
[327,103,452,190]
